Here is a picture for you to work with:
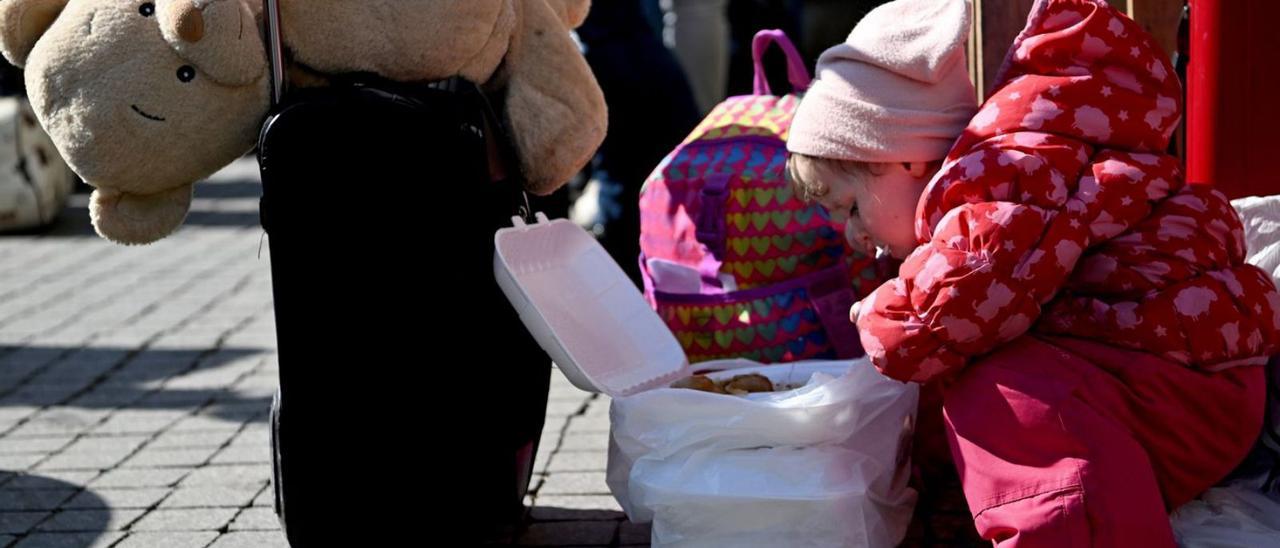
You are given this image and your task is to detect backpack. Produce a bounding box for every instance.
[638,30,892,364]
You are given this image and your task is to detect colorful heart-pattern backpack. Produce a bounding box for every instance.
[638,30,893,364]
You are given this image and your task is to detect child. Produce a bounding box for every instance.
[786,0,1279,546]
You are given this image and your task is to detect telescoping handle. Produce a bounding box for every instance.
[264,0,286,106]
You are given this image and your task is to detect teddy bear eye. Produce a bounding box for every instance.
[139,3,155,16]
[177,66,196,83]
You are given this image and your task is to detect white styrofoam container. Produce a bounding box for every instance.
[495,214,771,397]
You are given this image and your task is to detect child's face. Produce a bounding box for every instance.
[809,163,933,260]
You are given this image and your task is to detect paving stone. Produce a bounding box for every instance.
[62,488,168,510]
[529,496,625,522]
[11,531,127,548]
[536,472,611,496]
[0,511,50,534]
[35,508,146,532]
[89,468,192,489]
[0,489,77,511]
[128,508,237,532]
[207,531,288,548]
[111,531,219,548]
[227,508,280,532]
[158,485,260,509]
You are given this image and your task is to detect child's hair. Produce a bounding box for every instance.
[785,153,945,203]
[785,153,876,203]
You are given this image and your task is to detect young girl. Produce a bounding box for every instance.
[786,0,1279,545]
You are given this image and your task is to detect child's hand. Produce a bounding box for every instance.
[850,299,862,324]
[844,216,876,256]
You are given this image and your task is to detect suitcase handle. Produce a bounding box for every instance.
[264,0,286,106]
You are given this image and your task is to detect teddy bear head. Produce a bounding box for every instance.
[0,0,269,244]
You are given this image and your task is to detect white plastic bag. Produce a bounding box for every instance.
[1233,195,1280,287]
[1172,480,1280,547]
[607,359,919,547]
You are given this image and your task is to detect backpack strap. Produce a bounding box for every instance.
[695,173,732,262]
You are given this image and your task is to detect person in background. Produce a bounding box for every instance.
[659,0,887,110]
[797,0,882,63]
[573,0,702,283]
[659,0,731,115]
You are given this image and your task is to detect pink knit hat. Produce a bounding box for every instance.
[788,0,978,163]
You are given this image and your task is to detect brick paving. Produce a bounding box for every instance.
[1,159,979,547]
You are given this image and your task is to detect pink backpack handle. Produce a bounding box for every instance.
[752,29,812,96]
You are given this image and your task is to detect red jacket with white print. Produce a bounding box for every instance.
[856,0,1280,383]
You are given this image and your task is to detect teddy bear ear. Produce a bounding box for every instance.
[543,0,591,29]
[0,0,69,67]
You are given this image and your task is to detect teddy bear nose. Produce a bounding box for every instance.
[155,0,266,86]
[174,2,205,43]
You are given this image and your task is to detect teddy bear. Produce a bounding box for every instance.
[0,0,606,245]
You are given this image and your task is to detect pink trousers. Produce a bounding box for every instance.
[940,336,1266,547]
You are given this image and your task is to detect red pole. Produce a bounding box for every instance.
[1186,0,1280,198]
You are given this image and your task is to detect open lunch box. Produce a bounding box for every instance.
[493,213,855,397]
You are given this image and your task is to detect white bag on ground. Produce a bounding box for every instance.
[1172,477,1280,547]
[1233,195,1280,286]
[608,360,919,548]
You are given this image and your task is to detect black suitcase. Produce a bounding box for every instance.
[257,5,552,544]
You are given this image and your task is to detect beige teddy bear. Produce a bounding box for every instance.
[0,0,605,245]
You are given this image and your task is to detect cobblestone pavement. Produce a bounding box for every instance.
[0,159,979,547]
[1,160,287,548]
[0,160,643,548]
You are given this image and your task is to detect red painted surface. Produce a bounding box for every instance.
[1187,0,1280,198]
